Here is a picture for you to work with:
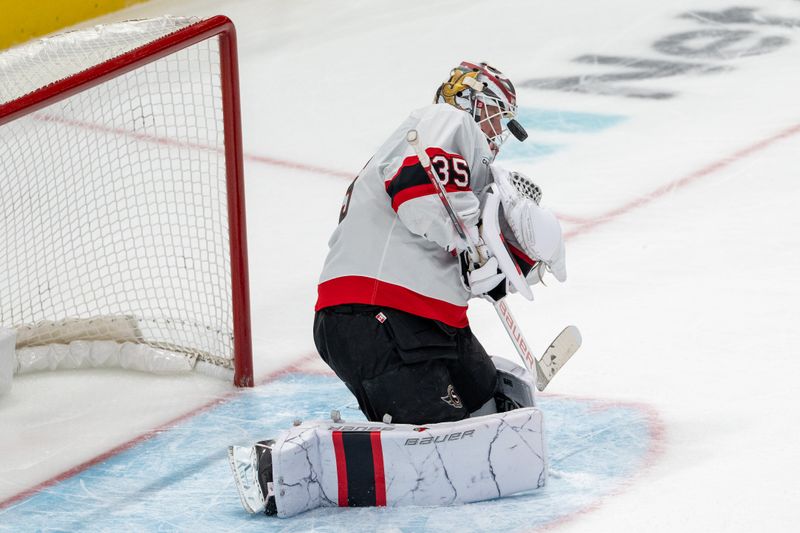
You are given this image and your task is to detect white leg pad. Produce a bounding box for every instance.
[492,355,537,408]
[270,407,547,517]
[228,444,266,514]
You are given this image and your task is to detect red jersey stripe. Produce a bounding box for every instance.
[315,275,469,328]
[391,183,473,212]
[384,147,469,190]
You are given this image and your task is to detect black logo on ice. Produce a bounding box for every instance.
[440,384,463,409]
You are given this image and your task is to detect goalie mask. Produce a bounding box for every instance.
[490,165,566,282]
[434,62,528,156]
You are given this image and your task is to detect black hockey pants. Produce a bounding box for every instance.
[313,304,497,425]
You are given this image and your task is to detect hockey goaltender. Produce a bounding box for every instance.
[229,62,572,517]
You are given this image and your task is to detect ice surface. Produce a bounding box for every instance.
[0,374,658,531]
[2,0,800,531]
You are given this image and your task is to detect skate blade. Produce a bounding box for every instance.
[227,445,266,514]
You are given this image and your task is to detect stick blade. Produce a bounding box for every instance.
[536,325,582,391]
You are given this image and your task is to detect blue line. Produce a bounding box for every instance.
[516,107,626,133]
[496,108,626,161]
[497,141,566,162]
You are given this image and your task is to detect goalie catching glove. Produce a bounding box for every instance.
[490,164,566,283]
[460,165,566,302]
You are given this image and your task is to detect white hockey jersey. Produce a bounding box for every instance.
[316,104,541,328]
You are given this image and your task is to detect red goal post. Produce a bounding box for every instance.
[0,16,253,386]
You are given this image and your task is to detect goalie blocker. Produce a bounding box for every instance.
[229,357,545,517]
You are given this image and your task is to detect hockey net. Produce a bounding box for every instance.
[0,16,253,387]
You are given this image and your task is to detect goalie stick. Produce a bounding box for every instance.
[495,302,581,391]
[406,129,580,391]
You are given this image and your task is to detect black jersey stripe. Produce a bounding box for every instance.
[385,148,472,207]
[386,161,430,200]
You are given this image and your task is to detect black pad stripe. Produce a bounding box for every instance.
[341,432,377,507]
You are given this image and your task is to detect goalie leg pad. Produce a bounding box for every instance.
[492,355,536,409]
[228,444,265,514]
[228,440,276,515]
[265,407,547,517]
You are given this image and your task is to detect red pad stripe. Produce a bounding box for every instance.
[391,183,471,212]
[370,432,386,506]
[332,431,348,507]
[315,276,468,328]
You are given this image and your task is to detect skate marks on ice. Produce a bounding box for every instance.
[0,374,661,532]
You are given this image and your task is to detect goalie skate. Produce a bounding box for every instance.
[228,440,276,515]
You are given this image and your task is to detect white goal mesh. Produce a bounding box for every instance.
[0,16,251,384]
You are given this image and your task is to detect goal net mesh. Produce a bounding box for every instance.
[0,17,237,372]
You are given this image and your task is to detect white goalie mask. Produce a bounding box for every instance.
[490,165,566,282]
[435,62,528,157]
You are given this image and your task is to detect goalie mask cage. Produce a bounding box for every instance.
[0,16,253,386]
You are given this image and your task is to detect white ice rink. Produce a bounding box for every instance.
[2,0,800,531]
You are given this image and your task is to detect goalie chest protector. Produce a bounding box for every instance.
[315,104,494,328]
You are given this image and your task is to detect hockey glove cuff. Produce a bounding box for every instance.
[465,256,506,298]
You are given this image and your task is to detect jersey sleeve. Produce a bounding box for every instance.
[382,107,483,251]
